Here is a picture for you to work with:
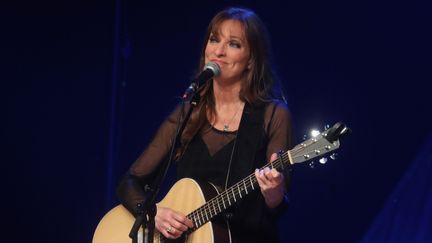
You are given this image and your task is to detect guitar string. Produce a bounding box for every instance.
[189,133,333,227]
[188,153,290,228]
[189,153,289,224]
[191,146,324,228]
[188,136,330,228]
[189,140,304,221]
[189,122,240,226]
[189,147,319,227]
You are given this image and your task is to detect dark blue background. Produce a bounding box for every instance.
[4,0,431,242]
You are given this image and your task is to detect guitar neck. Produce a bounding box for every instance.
[186,151,291,230]
[185,124,344,231]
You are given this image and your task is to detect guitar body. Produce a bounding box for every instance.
[93,178,230,243]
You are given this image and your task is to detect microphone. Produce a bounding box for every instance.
[182,62,220,99]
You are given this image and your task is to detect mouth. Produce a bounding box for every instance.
[210,59,227,67]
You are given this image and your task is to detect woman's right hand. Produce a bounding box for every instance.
[155,206,194,239]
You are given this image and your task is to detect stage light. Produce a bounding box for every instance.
[310,129,320,137]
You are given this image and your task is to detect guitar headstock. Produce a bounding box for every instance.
[289,122,350,166]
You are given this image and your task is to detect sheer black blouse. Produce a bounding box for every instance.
[117,100,292,243]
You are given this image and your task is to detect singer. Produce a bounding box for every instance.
[117,7,292,243]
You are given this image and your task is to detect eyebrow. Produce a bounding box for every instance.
[210,32,245,42]
[229,35,243,41]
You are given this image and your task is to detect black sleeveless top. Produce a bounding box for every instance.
[117,101,292,243]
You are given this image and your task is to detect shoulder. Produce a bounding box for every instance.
[166,101,192,122]
[265,99,291,119]
[263,99,293,146]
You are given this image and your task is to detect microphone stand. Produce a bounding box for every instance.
[128,90,201,243]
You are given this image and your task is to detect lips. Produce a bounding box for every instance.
[210,59,227,67]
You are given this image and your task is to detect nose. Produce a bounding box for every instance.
[214,43,226,57]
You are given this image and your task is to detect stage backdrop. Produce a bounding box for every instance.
[4,0,431,242]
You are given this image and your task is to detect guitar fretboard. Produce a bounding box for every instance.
[186,151,291,231]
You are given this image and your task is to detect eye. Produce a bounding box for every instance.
[209,35,219,43]
[229,41,241,49]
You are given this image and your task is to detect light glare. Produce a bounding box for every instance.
[310,129,320,137]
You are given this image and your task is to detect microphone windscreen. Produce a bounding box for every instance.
[204,62,221,77]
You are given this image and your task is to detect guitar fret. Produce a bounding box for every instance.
[238,183,242,198]
[207,206,211,220]
[201,213,205,226]
[209,202,213,216]
[217,198,221,212]
[201,212,206,225]
[212,201,217,215]
[198,211,204,226]
[203,205,209,221]
[250,176,255,190]
[227,192,231,205]
[279,151,285,170]
[213,201,217,215]
[197,215,202,227]
[204,211,208,222]
[222,196,227,209]
[203,205,208,219]
[244,179,248,194]
[193,216,197,228]
[232,188,236,202]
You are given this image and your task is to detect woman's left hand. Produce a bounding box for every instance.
[255,153,285,208]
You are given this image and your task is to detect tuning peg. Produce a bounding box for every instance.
[319,157,328,164]
[324,124,330,130]
[309,161,315,169]
[330,153,338,160]
[303,134,308,141]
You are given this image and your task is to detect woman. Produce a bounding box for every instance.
[117,7,292,243]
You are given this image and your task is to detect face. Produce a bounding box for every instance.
[204,19,251,84]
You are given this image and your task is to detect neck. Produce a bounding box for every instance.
[213,80,242,106]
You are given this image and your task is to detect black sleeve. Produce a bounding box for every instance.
[116,104,183,215]
[264,101,293,214]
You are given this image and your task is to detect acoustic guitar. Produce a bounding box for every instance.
[93,122,349,243]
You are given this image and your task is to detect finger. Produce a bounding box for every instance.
[260,168,269,181]
[165,224,182,239]
[157,222,174,239]
[262,168,285,188]
[268,168,281,181]
[255,169,271,189]
[263,167,272,180]
[273,169,286,184]
[270,168,280,177]
[261,167,276,183]
[155,207,184,239]
[172,213,193,230]
[185,218,194,228]
[255,169,265,187]
[171,219,188,232]
[183,217,194,228]
[270,153,278,162]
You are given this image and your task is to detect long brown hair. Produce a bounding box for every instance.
[178,7,278,158]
